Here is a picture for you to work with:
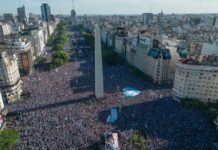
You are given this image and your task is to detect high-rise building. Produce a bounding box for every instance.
[71,0,77,25]
[71,10,77,25]
[0,52,22,103]
[3,13,16,24]
[142,13,153,25]
[41,3,51,22]
[17,5,28,23]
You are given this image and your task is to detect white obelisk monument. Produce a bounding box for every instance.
[0,92,4,112]
[95,24,104,99]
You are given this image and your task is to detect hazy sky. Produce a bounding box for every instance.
[0,0,218,15]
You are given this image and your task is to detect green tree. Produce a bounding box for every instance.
[130,130,147,150]
[52,51,69,63]
[0,128,19,150]
[53,43,64,51]
[102,49,117,65]
[35,56,46,64]
[52,58,64,67]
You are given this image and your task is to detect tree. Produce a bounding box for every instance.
[52,51,69,63]
[49,50,70,69]
[130,130,147,150]
[102,49,117,65]
[0,128,19,150]
[35,56,46,64]
[52,58,64,67]
[53,43,64,51]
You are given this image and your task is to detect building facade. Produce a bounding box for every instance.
[172,63,218,103]
[0,38,34,74]
[41,3,51,22]
[71,10,77,25]
[17,5,28,23]
[0,52,22,103]
[0,23,13,38]
[145,48,171,84]
[126,36,171,84]
[3,13,16,24]
[142,13,153,26]
[20,29,46,58]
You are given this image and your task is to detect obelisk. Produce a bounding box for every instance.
[95,24,104,99]
[0,92,4,112]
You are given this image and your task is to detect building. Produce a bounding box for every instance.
[145,48,171,84]
[0,52,22,103]
[3,13,16,24]
[17,5,28,23]
[0,22,13,38]
[114,27,128,57]
[126,36,152,73]
[20,28,45,58]
[172,62,218,103]
[104,132,120,150]
[41,3,51,22]
[142,13,153,26]
[126,34,171,84]
[71,9,77,25]
[0,38,34,74]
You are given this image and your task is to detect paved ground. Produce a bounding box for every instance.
[7,29,218,150]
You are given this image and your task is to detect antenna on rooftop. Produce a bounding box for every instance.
[72,0,75,10]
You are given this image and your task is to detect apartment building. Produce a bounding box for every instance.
[172,62,218,103]
[0,52,22,103]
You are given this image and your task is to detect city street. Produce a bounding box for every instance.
[7,28,218,150]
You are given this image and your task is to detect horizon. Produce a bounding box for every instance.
[0,0,218,16]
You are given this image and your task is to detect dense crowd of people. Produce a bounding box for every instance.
[7,31,218,150]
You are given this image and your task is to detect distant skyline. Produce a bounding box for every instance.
[0,0,218,15]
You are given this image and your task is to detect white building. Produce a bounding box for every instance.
[21,29,46,58]
[0,22,13,38]
[0,52,22,103]
[172,63,218,103]
[201,43,218,57]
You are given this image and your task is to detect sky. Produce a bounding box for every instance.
[0,0,218,15]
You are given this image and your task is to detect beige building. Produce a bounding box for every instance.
[0,38,34,74]
[0,52,22,103]
[172,63,218,103]
[126,36,171,84]
[145,48,171,84]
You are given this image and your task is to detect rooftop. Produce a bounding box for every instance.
[147,48,171,60]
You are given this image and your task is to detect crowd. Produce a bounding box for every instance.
[7,31,218,150]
